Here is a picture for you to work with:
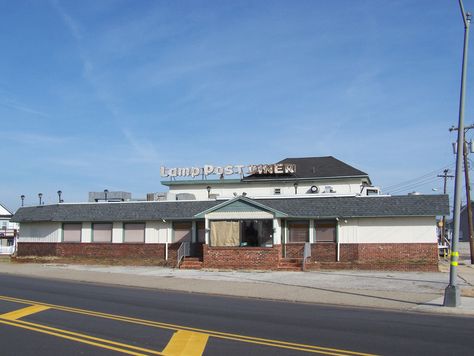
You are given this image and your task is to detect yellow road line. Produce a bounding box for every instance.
[0,318,163,356]
[162,330,209,356]
[0,304,50,320]
[0,295,378,356]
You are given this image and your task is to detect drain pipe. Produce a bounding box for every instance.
[163,219,169,261]
[336,218,341,262]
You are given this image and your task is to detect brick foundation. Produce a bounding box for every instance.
[339,243,439,272]
[286,242,438,271]
[17,242,179,266]
[284,243,337,262]
[202,245,281,270]
[16,242,439,271]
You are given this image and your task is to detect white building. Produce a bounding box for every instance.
[12,156,448,271]
[0,203,18,251]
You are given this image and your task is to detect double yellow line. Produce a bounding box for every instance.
[0,295,378,356]
[0,307,163,355]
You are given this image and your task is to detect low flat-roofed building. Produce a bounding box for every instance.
[12,156,449,271]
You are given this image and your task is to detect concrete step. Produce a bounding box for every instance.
[180,262,203,266]
[180,263,202,270]
[277,266,302,271]
[277,258,302,271]
[278,263,301,269]
[280,258,300,263]
[179,258,203,270]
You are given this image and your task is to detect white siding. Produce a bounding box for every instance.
[145,221,160,243]
[112,222,123,243]
[18,222,62,243]
[339,217,437,244]
[144,221,172,243]
[206,211,273,220]
[82,222,92,242]
[157,222,171,243]
[167,178,364,200]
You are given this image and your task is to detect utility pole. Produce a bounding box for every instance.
[444,0,471,308]
[437,169,454,244]
[450,124,474,264]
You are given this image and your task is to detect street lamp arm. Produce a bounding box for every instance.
[459,0,471,28]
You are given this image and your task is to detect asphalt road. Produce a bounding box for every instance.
[0,273,473,356]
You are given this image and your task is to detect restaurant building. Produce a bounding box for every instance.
[12,156,449,271]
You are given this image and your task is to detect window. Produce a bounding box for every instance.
[366,189,379,196]
[124,223,145,243]
[241,220,273,247]
[315,222,336,242]
[63,223,82,243]
[93,223,112,243]
[210,220,240,247]
[209,220,273,247]
[287,221,309,243]
[173,222,192,243]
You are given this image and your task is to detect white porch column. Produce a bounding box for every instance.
[205,217,210,245]
[309,220,315,243]
[273,218,282,245]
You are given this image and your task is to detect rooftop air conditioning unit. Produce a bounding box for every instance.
[361,186,381,196]
[324,186,335,193]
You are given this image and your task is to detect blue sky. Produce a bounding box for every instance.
[0,0,471,211]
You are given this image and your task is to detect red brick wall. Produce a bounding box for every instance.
[310,243,337,262]
[203,245,281,269]
[340,243,437,262]
[304,243,439,271]
[284,243,337,262]
[17,243,58,257]
[17,242,178,265]
[17,242,439,271]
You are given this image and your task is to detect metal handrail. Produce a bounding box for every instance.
[177,241,191,265]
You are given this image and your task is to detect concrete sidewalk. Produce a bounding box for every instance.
[1,258,474,317]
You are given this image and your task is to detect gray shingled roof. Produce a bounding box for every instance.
[256,195,449,218]
[12,201,220,223]
[243,156,369,181]
[12,194,448,223]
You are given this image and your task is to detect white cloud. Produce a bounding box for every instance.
[49,0,83,40]
[0,97,50,118]
[5,132,71,145]
[121,128,160,163]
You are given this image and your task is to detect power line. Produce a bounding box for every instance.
[383,162,455,191]
[389,177,440,194]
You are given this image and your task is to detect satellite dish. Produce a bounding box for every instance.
[310,185,319,193]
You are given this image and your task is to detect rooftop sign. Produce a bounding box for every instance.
[160,163,296,178]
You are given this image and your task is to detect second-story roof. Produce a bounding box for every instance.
[243,156,370,182]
